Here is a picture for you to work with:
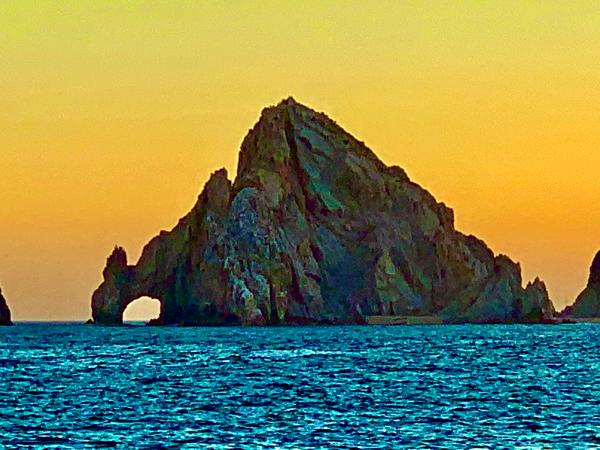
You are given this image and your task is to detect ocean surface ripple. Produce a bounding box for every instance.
[1,323,599,448]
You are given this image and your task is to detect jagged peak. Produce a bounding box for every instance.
[258,96,339,124]
[254,96,308,125]
[201,167,231,196]
[238,98,381,177]
[270,95,298,109]
[209,167,229,180]
[200,167,232,215]
[107,246,128,267]
[277,96,297,107]
[526,277,547,291]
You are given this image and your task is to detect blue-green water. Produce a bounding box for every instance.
[0,323,599,448]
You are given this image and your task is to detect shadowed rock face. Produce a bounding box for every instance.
[0,288,12,326]
[91,98,555,325]
[562,251,600,318]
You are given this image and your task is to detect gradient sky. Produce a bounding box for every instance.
[2,1,600,320]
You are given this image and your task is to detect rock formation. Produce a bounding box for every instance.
[0,287,12,326]
[561,250,600,318]
[91,97,555,325]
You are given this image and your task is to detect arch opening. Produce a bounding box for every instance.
[123,296,161,325]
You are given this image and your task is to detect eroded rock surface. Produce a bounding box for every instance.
[0,288,12,326]
[91,98,555,325]
[562,251,600,318]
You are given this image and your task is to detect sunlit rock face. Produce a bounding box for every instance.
[562,251,600,318]
[0,288,12,326]
[91,98,555,325]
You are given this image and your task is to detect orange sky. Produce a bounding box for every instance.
[1,1,600,320]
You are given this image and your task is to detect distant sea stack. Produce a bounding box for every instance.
[91,98,555,325]
[561,251,600,318]
[0,288,13,326]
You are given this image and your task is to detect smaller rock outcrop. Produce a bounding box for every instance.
[0,287,13,326]
[562,250,600,318]
[522,278,556,323]
[441,256,555,323]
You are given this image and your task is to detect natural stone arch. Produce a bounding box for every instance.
[91,246,168,325]
[91,244,233,326]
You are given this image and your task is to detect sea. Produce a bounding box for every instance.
[0,323,599,449]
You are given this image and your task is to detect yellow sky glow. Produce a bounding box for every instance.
[1,1,600,319]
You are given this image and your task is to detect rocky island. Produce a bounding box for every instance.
[91,98,556,326]
[561,250,600,319]
[0,287,13,326]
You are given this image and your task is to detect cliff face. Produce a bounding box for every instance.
[91,98,555,325]
[0,288,12,326]
[562,251,600,318]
